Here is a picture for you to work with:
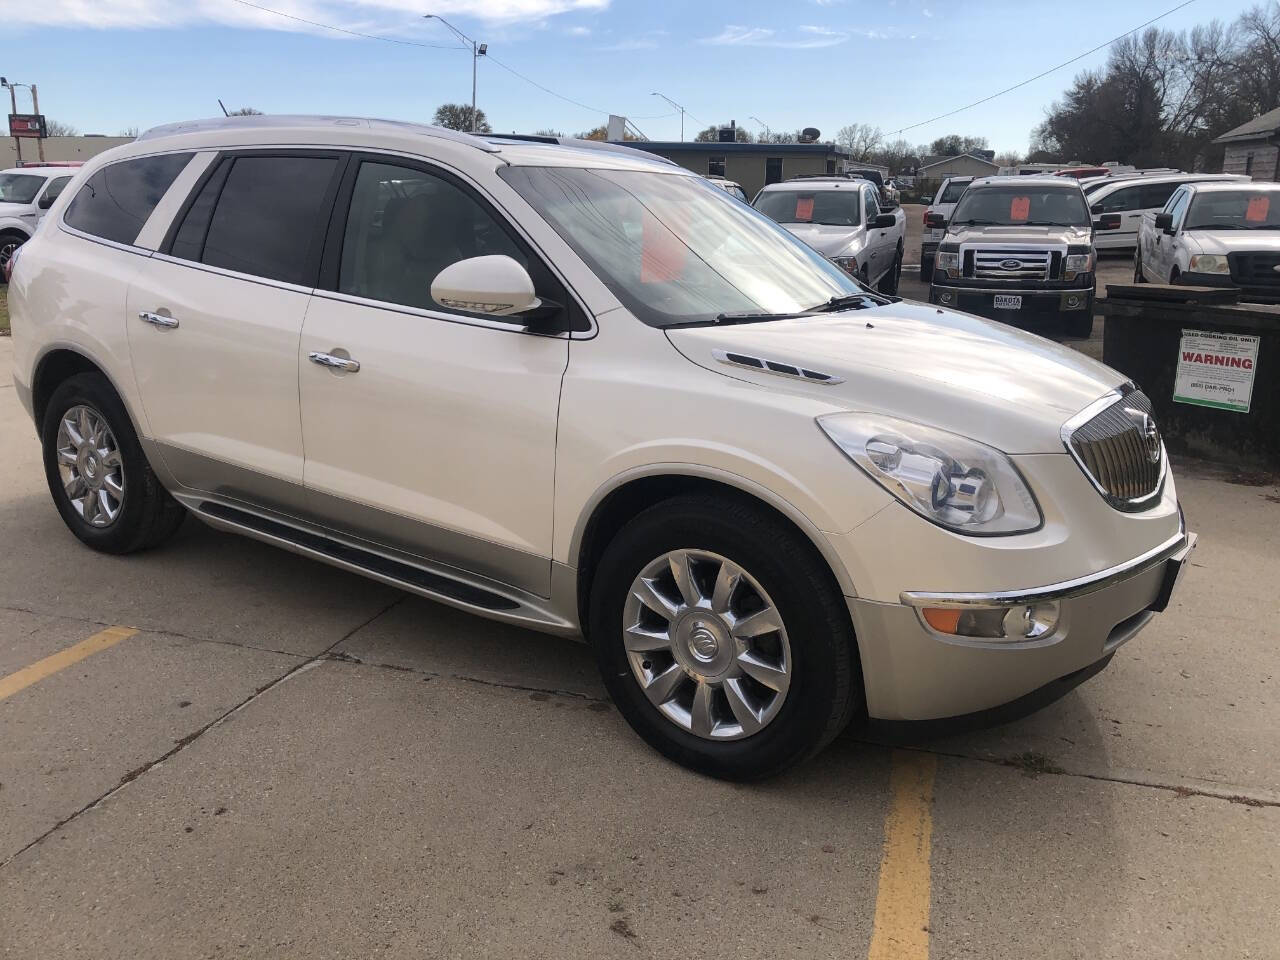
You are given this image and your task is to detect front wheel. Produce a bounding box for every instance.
[0,231,26,284]
[920,256,933,282]
[588,494,860,780]
[878,244,903,295]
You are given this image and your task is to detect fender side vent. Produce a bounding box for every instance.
[712,349,844,385]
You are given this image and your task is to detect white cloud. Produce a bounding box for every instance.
[701,23,848,48]
[567,24,590,35]
[0,0,610,30]
[922,7,933,16]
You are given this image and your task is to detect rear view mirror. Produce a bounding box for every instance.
[924,212,947,229]
[1155,212,1174,233]
[1094,213,1122,231]
[431,255,541,317]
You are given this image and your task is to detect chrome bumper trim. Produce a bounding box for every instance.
[901,526,1195,609]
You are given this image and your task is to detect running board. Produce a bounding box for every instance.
[190,500,578,635]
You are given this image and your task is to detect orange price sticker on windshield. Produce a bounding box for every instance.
[1010,196,1031,221]
[640,207,686,284]
[795,197,814,221]
[1246,195,1270,222]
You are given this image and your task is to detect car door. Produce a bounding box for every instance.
[1093,183,1145,247]
[1149,188,1190,281]
[297,156,572,597]
[126,151,345,511]
[863,186,889,281]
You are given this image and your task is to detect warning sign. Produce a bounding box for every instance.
[1174,329,1260,413]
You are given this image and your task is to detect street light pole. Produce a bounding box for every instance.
[651,91,687,141]
[1,79,21,164]
[425,14,487,133]
[750,115,770,141]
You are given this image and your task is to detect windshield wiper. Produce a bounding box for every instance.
[704,311,809,325]
[807,293,883,313]
[952,218,999,226]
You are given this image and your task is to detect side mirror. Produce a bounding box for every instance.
[869,213,897,230]
[1155,212,1174,234]
[924,212,947,229]
[1089,202,1103,214]
[919,196,933,205]
[38,195,55,209]
[1094,213,1122,231]
[430,255,541,318]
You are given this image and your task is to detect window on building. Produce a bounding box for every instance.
[765,157,784,185]
[1245,152,1255,176]
[708,156,726,178]
[63,153,194,245]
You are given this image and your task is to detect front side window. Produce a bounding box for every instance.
[1185,190,1280,230]
[950,185,1090,227]
[338,160,528,314]
[0,173,45,204]
[938,180,969,203]
[501,166,864,328]
[62,153,193,245]
[41,176,72,205]
[1164,189,1190,229]
[754,188,860,226]
[172,154,339,285]
[863,188,881,219]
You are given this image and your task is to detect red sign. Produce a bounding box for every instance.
[1010,196,1031,221]
[8,114,46,138]
[640,208,685,284]
[795,197,814,221]
[1246,195,1270,223]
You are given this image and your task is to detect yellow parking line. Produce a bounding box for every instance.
[0,626,138,701]
[868,749,939,960]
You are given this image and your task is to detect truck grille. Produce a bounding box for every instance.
[964,247,1057,280]
[1064,389,1164,511]
[1227,252,1280,287]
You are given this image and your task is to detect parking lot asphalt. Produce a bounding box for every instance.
[1,307,1278,957]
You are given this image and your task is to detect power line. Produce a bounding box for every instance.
[226,0,467,49]
[892,0,1198,138]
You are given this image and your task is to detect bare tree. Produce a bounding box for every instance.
[694,124,753,143]
[227,107,264,116]
[45,119,79,137]
[837,123,883,161]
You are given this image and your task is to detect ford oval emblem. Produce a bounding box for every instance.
[1000,259,1022,270]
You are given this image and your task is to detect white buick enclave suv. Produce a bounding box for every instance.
[9,117,1194,779]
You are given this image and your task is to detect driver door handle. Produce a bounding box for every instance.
[309,351,361,373]
[138,311,179,329]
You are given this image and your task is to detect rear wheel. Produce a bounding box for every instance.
[41,373,186,554]
[588,494,860,780]
[0,231,26,284]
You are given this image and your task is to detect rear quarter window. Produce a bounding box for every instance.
[62,153,194,245]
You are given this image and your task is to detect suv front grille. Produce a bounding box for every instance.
[1228,251,1280,287]
[963,246,1057,281]
[1064,389,1164,511]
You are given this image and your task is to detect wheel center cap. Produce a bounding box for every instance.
[84,455,98,479]
[689,625,720,662]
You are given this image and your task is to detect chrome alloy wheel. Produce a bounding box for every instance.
[55,405,125,528]
[622,549,791,741]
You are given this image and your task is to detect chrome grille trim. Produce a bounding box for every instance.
[961,244,1066,281]
[1061,387,1166,511]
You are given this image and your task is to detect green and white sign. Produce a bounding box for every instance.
[1174,329,1259,413]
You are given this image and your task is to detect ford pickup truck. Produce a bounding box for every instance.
[1134,180,1280,302]
[754,178,906,293]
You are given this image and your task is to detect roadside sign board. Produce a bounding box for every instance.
[1173,329,1259,413]
[8,113,47,138]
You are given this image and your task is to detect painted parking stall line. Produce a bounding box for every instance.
[0,625,139,701]
[868,749,939,960]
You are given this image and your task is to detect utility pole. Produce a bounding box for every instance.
[2,79,21,165]
[425,14,487,133]
[30,83,45,162]
[651,91,687,141]
[750,115,770,142]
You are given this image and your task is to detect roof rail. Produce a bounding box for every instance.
[488,134,677,166]
[137,115,500,153]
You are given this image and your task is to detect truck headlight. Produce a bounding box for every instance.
[1064,252,1094,281]
[818,413,1042,535]
[935,251,960,278]
[830,255,858,275]
[1188,254,1229,275]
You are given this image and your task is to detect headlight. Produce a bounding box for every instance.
[818,413,1042,535]
[1189,254,1229,275]
[1063,252,1094,281]
[935,251,960,278]
[918,601,1060,641]
[830,255,858,275]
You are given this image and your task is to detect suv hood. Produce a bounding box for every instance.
[780,223,860,256]
[1185,229,1280,255]
[945,224,1091,247]
[666,299,1125,454]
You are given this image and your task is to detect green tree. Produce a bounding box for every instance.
[694,124,753,143]
[227,107,263,116]
[433,103,492,133]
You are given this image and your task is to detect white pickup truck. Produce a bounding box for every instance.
[753,178,906,293]
[1134,180,1280,301]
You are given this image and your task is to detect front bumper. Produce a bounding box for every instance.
[848,529,1196,721]
[930,283,1093,323]
[1180,271,1280,304]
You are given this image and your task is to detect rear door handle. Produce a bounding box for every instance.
[138,311,179,329]
[309,351,361,373]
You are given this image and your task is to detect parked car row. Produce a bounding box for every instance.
[0,163,81,281]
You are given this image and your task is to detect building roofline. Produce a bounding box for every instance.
[611,141,849,156]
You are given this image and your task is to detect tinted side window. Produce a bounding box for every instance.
[169,159,232,263]
[1140,182,1178,210]
[42,176,72,204]
[63,153,193,244]
[1096,186,1142,213]
[337,160,528,315]
[864,188,880,218]
[201,155,339,285]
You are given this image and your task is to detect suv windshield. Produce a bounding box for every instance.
[754,189,861,226]
[950,184,1090,226]
[938,180,970,204]
[0,173,45,205]
[500,167,864,327]
[1185,190,1280,230]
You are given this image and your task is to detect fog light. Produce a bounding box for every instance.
[920,601,1059,641]
[939,292,953,304]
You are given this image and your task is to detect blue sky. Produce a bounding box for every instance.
[0,0,1261,152]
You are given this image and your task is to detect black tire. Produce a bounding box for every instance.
[1064,311,1094,339]
[0,231,27,285]
[1170,267,1181,285]
[1133,249,1146,283]
[588,493,861,781]
[41,373,186,554]
[919,256,933,282]
[878,243,903,295]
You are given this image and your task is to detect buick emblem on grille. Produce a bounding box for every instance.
[1137,411,1162,463]
[1000,259,1023,270]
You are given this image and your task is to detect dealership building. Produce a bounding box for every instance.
[614,141,854,199]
